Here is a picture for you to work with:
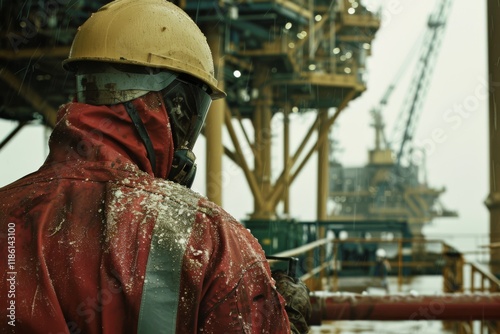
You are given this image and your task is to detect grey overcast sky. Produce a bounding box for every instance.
[0,1,490,254]
[333,0,490,254]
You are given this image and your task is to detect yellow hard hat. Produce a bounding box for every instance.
[63,0,225,100]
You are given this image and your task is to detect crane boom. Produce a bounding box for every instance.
[392,0,453,165]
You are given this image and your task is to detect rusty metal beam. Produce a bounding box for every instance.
[289,89,356,185]
[0,46,70,59]
[233,108,260,168]
[223,146,238,166]
[224,103,265,209]
[283,107,290,214]
[205,25,224,205]
[487,0,500,275]
[269,89,356,209]
[317,108,329,221]
[267,116,320,207]
[252,65,274,219]
[309,293,500,324]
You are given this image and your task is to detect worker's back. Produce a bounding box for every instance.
[0,100,290,333]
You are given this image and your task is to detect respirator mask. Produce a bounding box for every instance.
[162,76,212,188]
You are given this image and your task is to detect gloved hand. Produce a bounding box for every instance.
[272,270,311,334]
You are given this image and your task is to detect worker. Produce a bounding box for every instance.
[0,0,311,333]
[373,248,391,294]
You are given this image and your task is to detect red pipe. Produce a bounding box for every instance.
[309,293,500,325]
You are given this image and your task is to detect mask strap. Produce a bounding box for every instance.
[124,101,157,173]
[168,149,197,188]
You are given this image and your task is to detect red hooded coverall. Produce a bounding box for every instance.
[0,92,290,333]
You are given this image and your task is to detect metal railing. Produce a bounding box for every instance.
[468,262,500,333]
[273,237,449,291]
[271,237,500,333]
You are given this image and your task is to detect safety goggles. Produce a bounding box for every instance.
[161,76,212,152]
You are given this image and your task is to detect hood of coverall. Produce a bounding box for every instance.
[45,91,174,179]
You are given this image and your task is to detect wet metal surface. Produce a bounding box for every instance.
[310,275,467,333]
[310,293,500,322]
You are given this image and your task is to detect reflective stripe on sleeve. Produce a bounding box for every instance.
[137,192,197,334]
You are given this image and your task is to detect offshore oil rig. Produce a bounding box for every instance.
[329,0,456,245]
[1,0,500,332]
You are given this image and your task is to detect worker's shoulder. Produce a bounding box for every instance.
[112,173,241,225]
[110,174,235,221]
[109,175,200,209]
